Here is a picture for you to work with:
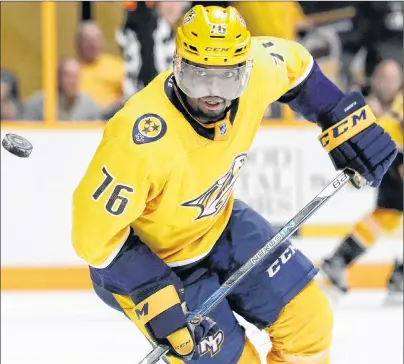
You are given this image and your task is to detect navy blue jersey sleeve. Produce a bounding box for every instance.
[89,231,183,304]
[278,61,344,126]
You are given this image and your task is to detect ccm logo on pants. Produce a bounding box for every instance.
[266,244,298,277]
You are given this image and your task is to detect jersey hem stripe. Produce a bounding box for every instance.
[165,245,215,268]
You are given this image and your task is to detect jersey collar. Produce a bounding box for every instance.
[164,74,239,141]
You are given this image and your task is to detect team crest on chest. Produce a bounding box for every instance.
[132,113,167,144]
[182,154,247,220]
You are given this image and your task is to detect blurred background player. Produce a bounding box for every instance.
[322,59,403,296]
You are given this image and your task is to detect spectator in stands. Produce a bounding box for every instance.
[1,70,23,121]
[366,59,403,117]
[76,21,124,113]
[23,58,101,121]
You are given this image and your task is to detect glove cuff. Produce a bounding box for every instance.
[318,105,376,152]
[132,284,187,339]
[149,302,187,339]
[318,91,367,130]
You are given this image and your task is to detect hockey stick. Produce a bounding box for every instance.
[139,169,360,364]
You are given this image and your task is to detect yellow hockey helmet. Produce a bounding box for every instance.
[174,6,253,100]
[176,5,251,66]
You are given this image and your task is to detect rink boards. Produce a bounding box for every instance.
[1,126,402,290]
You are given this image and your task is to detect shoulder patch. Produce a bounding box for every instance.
[132,113,167,145]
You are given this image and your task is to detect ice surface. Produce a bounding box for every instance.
[1,290,402,364]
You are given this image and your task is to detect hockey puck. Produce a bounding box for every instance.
[2,133,33,158]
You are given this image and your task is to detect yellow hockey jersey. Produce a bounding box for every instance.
[378,92,403,150]
[72,37,313,268]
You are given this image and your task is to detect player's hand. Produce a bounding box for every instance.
[135,282,219,361]
[318,91,397,188]
[167,306,219,361]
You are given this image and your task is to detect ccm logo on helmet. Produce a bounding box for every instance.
[205,47,230,52]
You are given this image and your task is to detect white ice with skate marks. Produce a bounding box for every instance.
[2,290,402,364]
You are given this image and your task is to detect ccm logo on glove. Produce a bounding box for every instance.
[319,105,375,152]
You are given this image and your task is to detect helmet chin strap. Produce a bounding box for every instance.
[173,83,232,125]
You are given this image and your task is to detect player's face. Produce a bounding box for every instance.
[174,58,252,122]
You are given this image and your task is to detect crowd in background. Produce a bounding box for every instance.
[1,1,403,122]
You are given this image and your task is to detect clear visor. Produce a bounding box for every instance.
[174,60,251,100]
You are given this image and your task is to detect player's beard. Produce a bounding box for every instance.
[186,96,230,123]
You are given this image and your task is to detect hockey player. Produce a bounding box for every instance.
[72,6,397,364]
[322,60,403,295]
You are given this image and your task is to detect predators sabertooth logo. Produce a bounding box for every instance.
[182,154,247,220]
[198,330,225,357]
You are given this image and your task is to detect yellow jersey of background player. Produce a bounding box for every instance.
[72,6,397,364]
